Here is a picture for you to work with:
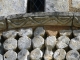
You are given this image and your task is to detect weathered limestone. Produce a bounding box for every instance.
[34,27,45,37]
[32,36,44,49]
[45,0,69,12]
[2,30,18,39]
[72,0,80,9]
[53,49,66,60]
[3,38,17,50]
[66,50,79,60]
[58,36,70,45]
[59,30,72,37]
[73,30,80,36]
[18,28,33,37]
[44,48,53,60]
[18,49,30,60]
[69,36,80,50]
[0,0,27,17]
[30,48,43,60]
[4,50,17,60]
[18,36,31,50]
[56,36,70,49]
[45,36,57,49]
[0,54,3,60]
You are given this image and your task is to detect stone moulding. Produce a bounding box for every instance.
[0,12,80,31]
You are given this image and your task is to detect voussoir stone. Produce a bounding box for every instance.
[18,49,30,60]
[45,36,57,49]
[59,30,72,36]
[3,38,17,50]
[18,36,31,50]
[32,36,44,49]
[58,36,70,45]
[53,49,66,60]
[30,48,43,60]
[18,28,33,37]
[56,36,70,49]
[69,36,80,50]
[2,30,18,39]
[0,54,3,60]
[73,30,80,37]
[4,50,17,60]
[34,27,45,37]
[44,49,53,60]
[66,50,79,60]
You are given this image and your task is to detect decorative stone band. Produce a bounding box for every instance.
[0,12,80,31]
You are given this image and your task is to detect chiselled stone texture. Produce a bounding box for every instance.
[0,0,27,17]
[73,17,80,27]
[0,16,6,31]
[69,0,80,12]
[45,0,69,12]
[7,14,73,29]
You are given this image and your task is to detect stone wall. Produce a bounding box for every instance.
[0,0,80,31]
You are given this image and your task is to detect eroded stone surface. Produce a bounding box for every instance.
[53,49,66,60]
[18,28,33,37]
[69,36,80,50]
[46,0,69,12]
[44,49,53,60]
[30,48,43,60]
[18,49,30,60]
[73,30,80,36]
[4,50,17,60]
[18,36,31,50]
[72,0,80,9]
[0,0,27,17]
[3,38,17,50]
[34,27,45,37]
[32,36,44,49]
[2,30,18,39]
[58,36,70,45]
[59,30,72,36]
[45,36,56,49]
[66,50,79,60]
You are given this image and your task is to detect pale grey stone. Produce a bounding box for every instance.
[0,0,27,17]
[2,30,18,39]
[44,49,53,60]
[72,0,80,9]
[4,50,17,60]
[18,28,33,37]
[0,54,3,60]
[18,49,30,60]
[18,36,31,50]
[66,50,79,60]
[45,0,69,12]
[30,48,43,60]
[45,36,56,49]
[34,27,45,37]
[56,41,68,49]
[32,36,44,49]
[53,49,66,60]
[58,36,70,45]
[69,36,80,50]
[59,30,72,36]
[73,30,80,36]
[3,38,17,50]
[57,36,70,49]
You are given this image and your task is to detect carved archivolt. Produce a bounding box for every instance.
[7,16,73,29]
